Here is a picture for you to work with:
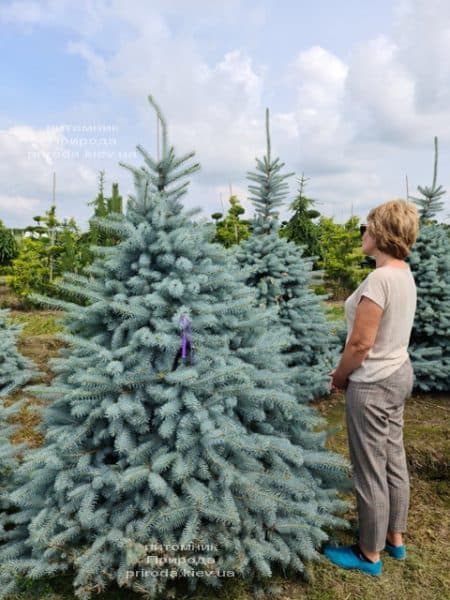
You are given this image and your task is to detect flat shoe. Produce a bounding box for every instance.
[323,544,382,576]
[353,528,406,560]
[384,540,406,560]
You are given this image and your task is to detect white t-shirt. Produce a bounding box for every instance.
[344,265,417,382]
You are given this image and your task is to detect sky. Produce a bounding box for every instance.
[1,0,450,229]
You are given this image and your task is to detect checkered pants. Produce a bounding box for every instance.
[345,357,414,552]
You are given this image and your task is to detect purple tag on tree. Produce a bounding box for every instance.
[180,314,195,365]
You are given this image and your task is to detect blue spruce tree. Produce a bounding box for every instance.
[0,97,351,599]
[234,109,338,402]
[408,137,450,391]
[0,309,36,396]
[0,309,38,553]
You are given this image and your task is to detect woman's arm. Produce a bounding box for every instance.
[331,296,384,389]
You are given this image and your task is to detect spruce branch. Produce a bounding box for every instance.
[410,136,446,221]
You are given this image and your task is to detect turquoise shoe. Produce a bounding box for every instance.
[384,540,406,560]
[353,528,406,560]
[323,544,382,576]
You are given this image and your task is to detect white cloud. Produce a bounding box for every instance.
[0,125,101,226]
[0,194,40,217]
[0,125,62,185]
[394,0,450,112]
[280,46,352,172]
[1,0,449,227]
[343,0,450,146]
[345,37,416,142]
[0,0,52,25]
[66,41,107,82]
[66,30,265,172]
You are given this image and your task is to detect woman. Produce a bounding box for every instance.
[323,199,419,577]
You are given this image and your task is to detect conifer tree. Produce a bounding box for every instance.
[280,175,321,263]
[0,309,36,399]
[0,309,38,552]
[87,172,123,247]
[317,215,369,299]
[58,218,84,275]
[108,182,123,214]
[0,221,18,267]
[78,176,125,271]
[408,137,450,391]
[0,97,351,599]
[212,195,251,248]
[87,170,108,244]
[234,110,339,401]
[8,210,84,301]
[23,204,60,283]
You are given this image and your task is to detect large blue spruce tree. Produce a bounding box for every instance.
[0,97,351,599]
[234,109,338,402]
[408,137,450,392]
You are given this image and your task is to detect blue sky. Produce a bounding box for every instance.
[0,0,449,228]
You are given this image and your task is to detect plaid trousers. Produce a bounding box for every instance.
[345,357,414,552]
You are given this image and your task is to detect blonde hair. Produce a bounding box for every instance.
[367,199,419,259]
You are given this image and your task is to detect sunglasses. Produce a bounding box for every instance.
[359,224,367,236]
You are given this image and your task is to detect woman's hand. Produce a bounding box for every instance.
[329,369,348,391]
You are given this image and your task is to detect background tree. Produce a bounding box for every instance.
[86,170,108,246]
[7,206,82,302]
[408,137,450,391]
[6,237,51,300]
[58,218,86,275]
[0,221,19,269]
[78,173,125,267]
[87,172,123,244]
[108,182,123,214]
[280,174,322,263]
[234,109,341,401]
[0,96,351,600]
[316,215,369,299]
[6,177,125,303]
[212,194,251,248]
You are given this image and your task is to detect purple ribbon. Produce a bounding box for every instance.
[180,314,195,364]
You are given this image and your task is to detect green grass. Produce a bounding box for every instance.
[8,310,64,336]
[324,302,345,322]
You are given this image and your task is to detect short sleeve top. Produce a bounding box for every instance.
[344,265,417,382]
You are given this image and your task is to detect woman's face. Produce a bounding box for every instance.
[361,226,377,256]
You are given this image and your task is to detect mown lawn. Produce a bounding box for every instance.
[2,308,449,600]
